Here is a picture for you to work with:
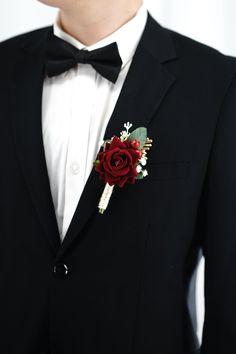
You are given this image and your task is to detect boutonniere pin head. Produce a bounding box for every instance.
[94,122,153,214]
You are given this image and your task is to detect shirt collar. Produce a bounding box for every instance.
[53,3,148,69]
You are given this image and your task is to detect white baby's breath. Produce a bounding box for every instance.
[120,130,129,142]
[140,157,147,166]
[124,122,133,132]
[136,165,142,173]
[120,122,133,142]
[143,170,148,177]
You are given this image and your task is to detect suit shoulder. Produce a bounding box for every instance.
[167,27,236,71]
[0,27,51,54]
[0,27,51,78]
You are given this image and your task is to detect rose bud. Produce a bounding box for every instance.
[136,150,143,159]
[130,139,140,149]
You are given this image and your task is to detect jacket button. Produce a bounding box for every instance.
[53,263,69,278]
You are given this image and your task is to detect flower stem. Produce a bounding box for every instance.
[98,183,115,214]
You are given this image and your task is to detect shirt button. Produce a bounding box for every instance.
[53,263,69,278]
[70,163,80,175]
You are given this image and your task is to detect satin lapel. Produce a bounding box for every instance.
[55,14,177,262]
[10,28,61,254]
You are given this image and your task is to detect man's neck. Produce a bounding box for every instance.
[58,0,143,46]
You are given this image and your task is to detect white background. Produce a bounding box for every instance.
[1,0,236,344]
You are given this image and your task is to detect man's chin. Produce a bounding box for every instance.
[37,0,60,8]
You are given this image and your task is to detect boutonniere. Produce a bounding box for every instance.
[94,122,153,214]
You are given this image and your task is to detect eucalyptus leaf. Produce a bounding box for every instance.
[128,127,147,149]
[136,172,144,180]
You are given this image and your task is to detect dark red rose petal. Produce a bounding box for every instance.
[95,137,140,188]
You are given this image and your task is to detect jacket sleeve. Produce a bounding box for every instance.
[200,72,236,353]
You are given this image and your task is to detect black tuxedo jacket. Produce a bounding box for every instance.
[1,13,236,354]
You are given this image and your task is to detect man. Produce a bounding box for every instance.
[0,0,236,353]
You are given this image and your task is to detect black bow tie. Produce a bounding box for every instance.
[45,30,123,83]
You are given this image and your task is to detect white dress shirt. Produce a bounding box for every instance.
[42,3,148,242]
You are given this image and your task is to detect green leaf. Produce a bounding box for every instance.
[128,127,147,149]
[136,172,144,180]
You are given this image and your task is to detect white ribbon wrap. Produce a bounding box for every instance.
[98,183,115,214]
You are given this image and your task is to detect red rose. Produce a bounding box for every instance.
[95,136,141,188]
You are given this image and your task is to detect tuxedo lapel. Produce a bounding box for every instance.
[55,14,177,262]
[103,15,177,140]
[10,29,61,254]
